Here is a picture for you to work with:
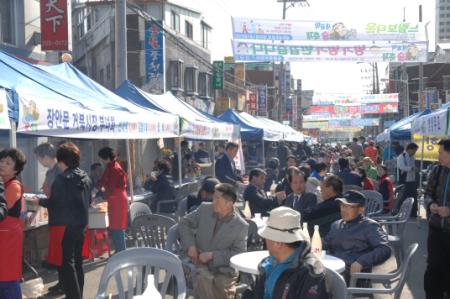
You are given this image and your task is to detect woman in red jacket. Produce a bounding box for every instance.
[0,148,26,299]
[97,147,128,253]
[377,165,394,212]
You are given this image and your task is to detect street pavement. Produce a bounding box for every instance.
[25,218,430,299]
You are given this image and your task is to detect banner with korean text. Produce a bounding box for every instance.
[257,85,268,116]
[145,20,164,93]
[18,95,179,139]
[412,135,444,161]
[412,109,449,137]
[313,93,399,105]
[40,0,70,51]
[0,89,10,130]
[232,41,428,63]
[232,18,425,42]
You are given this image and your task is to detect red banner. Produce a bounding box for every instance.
[248,93,257,112]
[40,0,69,51]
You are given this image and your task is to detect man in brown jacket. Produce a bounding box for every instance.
[179,183,249,299]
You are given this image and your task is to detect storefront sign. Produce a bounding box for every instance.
[40,0,70,51]
[232,41,427,63]
[232,18,424,42]
[257,85,268,116]
[0,89,10,130]
[248,92,257,113]
[145,20,164,93]
[212,61,224,89]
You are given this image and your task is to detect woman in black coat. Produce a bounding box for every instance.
[149,160,176,213]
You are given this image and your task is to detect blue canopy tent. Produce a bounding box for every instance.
[0,50,179,139]
[376,109,432,142]
[217,108,263,141]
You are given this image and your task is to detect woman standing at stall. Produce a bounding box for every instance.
[97,147,128,253]
[39,142,92,299]
[0,148,27,299]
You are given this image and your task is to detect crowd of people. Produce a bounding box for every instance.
[0,135,449,299]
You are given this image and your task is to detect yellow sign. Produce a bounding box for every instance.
[412,134,445,161]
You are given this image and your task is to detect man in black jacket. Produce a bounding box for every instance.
[252,207,328,299]
[243,168,285,217]
[423,138,450,299]
[215,142,242,185]
[283,167,317,219]
[303,174,342,237]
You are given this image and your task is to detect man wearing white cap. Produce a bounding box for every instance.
[252,207,329,299]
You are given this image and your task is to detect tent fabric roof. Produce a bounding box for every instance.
[256,116,304,142]
[115,81,236,140]
[0,51,179,139]
[239,112,283,141]
[217,109,263,140]
[377,109,432,141]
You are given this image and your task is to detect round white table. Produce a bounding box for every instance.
[230,250,346,275]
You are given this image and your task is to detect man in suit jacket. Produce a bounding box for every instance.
[243,168,285,217]
[179,183,249,299]
[215,142,242,185]
[283,167,317,220]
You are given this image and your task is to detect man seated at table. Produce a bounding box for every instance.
[186,177,220,212]
[194,142,211,163]
[251,207,329,299]
[283,167,317,218]
[323,190,391,284]
[215,142,243,185]
[243,168,285,217]
[303,174,343,237]
[179,183,249,299]
[337,158,362,187]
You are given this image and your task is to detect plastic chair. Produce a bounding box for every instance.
[176,197,188,221]
[129,202,152,223]
[164,224,197,297]
[131,214,176,249]
[246,219,265,251]
[391,184,406,215]
[361,190,384,217]
[347,243,418,299]
[325,268,348,299]
[95,247,186,299]
[372,197,414,265]
[343,184,363,193]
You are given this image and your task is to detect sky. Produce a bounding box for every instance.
[171,0,435,93]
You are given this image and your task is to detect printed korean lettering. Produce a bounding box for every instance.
[45,0,65,33]
[62,111,69,129]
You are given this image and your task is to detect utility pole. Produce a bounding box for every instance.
[418,4,425,111]
[278,0,287,122]
[115,0,134,201]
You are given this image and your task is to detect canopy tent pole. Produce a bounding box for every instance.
[126,140,134,202]
[9,120,16,148]
[418,135,425,219]
[212,141,216,177]
[262,137,266,168]
[178,138,183,187]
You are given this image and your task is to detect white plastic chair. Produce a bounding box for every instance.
[95,247,186,299]
[131,214,176,249]
[325,268,348,299]
[361,190,384,217]
[347,243,418,299]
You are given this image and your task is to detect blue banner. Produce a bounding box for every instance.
[145,21,164,92]
[257,85,267,116]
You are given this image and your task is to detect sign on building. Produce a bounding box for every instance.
[212,61,224,89]
[257,85,268,116]
[145,20,164,93]
[40,0,70,51]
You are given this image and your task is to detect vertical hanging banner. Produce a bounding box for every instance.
[40,0,70,51]
[212,61,224,89]
[248,92,257,113]
[145,20,164,93]
[257,85,268,116]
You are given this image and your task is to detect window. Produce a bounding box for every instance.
[447,6,450,9]
[199,73,213,98]
[0,0,15,44]
[441,28,446,32]
[185,66,198,95]
[99,69,104,85]
[201,23,209,49]
[169,60,184,91]
[171,11,180,32]
[185,21,193,39]
[441,14,446,17]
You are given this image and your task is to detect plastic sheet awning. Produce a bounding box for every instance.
[217,108,263,141]
[115,81,237,141]
[0,51,178,139]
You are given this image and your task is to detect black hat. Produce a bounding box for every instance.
[337,190,366,207]
[201,178,220,193]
